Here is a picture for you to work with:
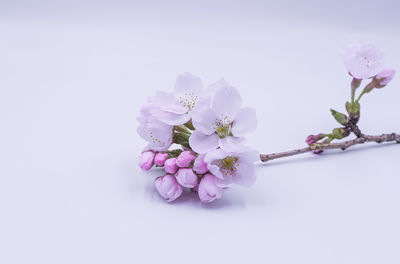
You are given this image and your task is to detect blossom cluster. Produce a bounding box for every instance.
[305,43,396,149]
[137,73,258,203]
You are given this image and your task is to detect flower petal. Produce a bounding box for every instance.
[153,110,190,126]
[218,136,246,152]
[211,86,242,121]
[188,130,219,154]
[231,107,257,137]
[192,108,218,135]
[174,72,203,96]
[148,91,186,114]
[234,160,256,187]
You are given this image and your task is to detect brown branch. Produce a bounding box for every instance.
[260,133,400,162]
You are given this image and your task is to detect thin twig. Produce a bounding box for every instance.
[260,133,400,162]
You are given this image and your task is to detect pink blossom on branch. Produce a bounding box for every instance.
[343,43,384,80]
[189,85,257,154]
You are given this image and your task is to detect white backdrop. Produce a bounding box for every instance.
[1,1,400,263]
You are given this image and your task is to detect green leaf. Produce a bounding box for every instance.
[330,109,348,126]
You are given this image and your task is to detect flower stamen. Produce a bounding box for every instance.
[218,156,239,176]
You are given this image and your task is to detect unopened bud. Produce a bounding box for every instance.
[305,133,325,145]
[375,68,396,88]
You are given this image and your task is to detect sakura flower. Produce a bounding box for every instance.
[137,104,173,151]
[198,174,223,203]
[137,116,173,151]
[343,44,384,80]
[155,174,183,202]
[147,72,206,125]
[204,148,259,188]
[189,85,257,153]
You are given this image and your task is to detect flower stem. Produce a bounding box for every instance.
[355,90,366,102]
[174,125,192,135]
[260,133,400,162]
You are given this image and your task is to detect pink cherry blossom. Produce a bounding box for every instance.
[155,174,183,202]
[189,85,257,153]
[154,152,168,166]
[139,151,155,171]
[146,73,206,125]
[198,174,223,203]
[164,158,178,174]
[204,147,259,188]
[343,44,384,80]
[175,168,199,188]
[176,150,196,168]
[137,106,173,151]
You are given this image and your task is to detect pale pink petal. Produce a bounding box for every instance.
[211,86,242,121]
[174,72,203,95]
[192,108,218,135]
[218,137,246,153]
[188,130,219,154]
[148,91,186,114]
[231,107,257,137]
[153,110,191,126]
[234,160,256,187]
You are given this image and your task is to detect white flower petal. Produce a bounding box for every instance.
[203,79,230,102]
[153,110,191,126]
[137,118,173,151]
[192,108,218,135]
[208,163,224,179]
[234,160,256,187]
[215,174,235,188]
[148,91,186,114]
[204,149,228,163]
[174,72,204,96]
[218,137,246,152]
[188,130,219,154]
[231,107,257,137]
[211,86,242,121]
[238,149,260,163]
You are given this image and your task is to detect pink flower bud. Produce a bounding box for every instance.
[176,168,199,188]
[154,152,168,166]
[376,68,396,87]
[176,151,196,168]
[164,158,178,174]
[198,174,222,203]
[305,134,324,145]
[193,153,208,174]
[139,151,155,171]
[154,174,182,202]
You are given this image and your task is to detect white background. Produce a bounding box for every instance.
[1,1,400,263]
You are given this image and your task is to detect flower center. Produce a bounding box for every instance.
[218,156,239,176]
[149,131,161,144]
[179,92,198,113]
[213,115,232,138]
[363,56,371,68]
